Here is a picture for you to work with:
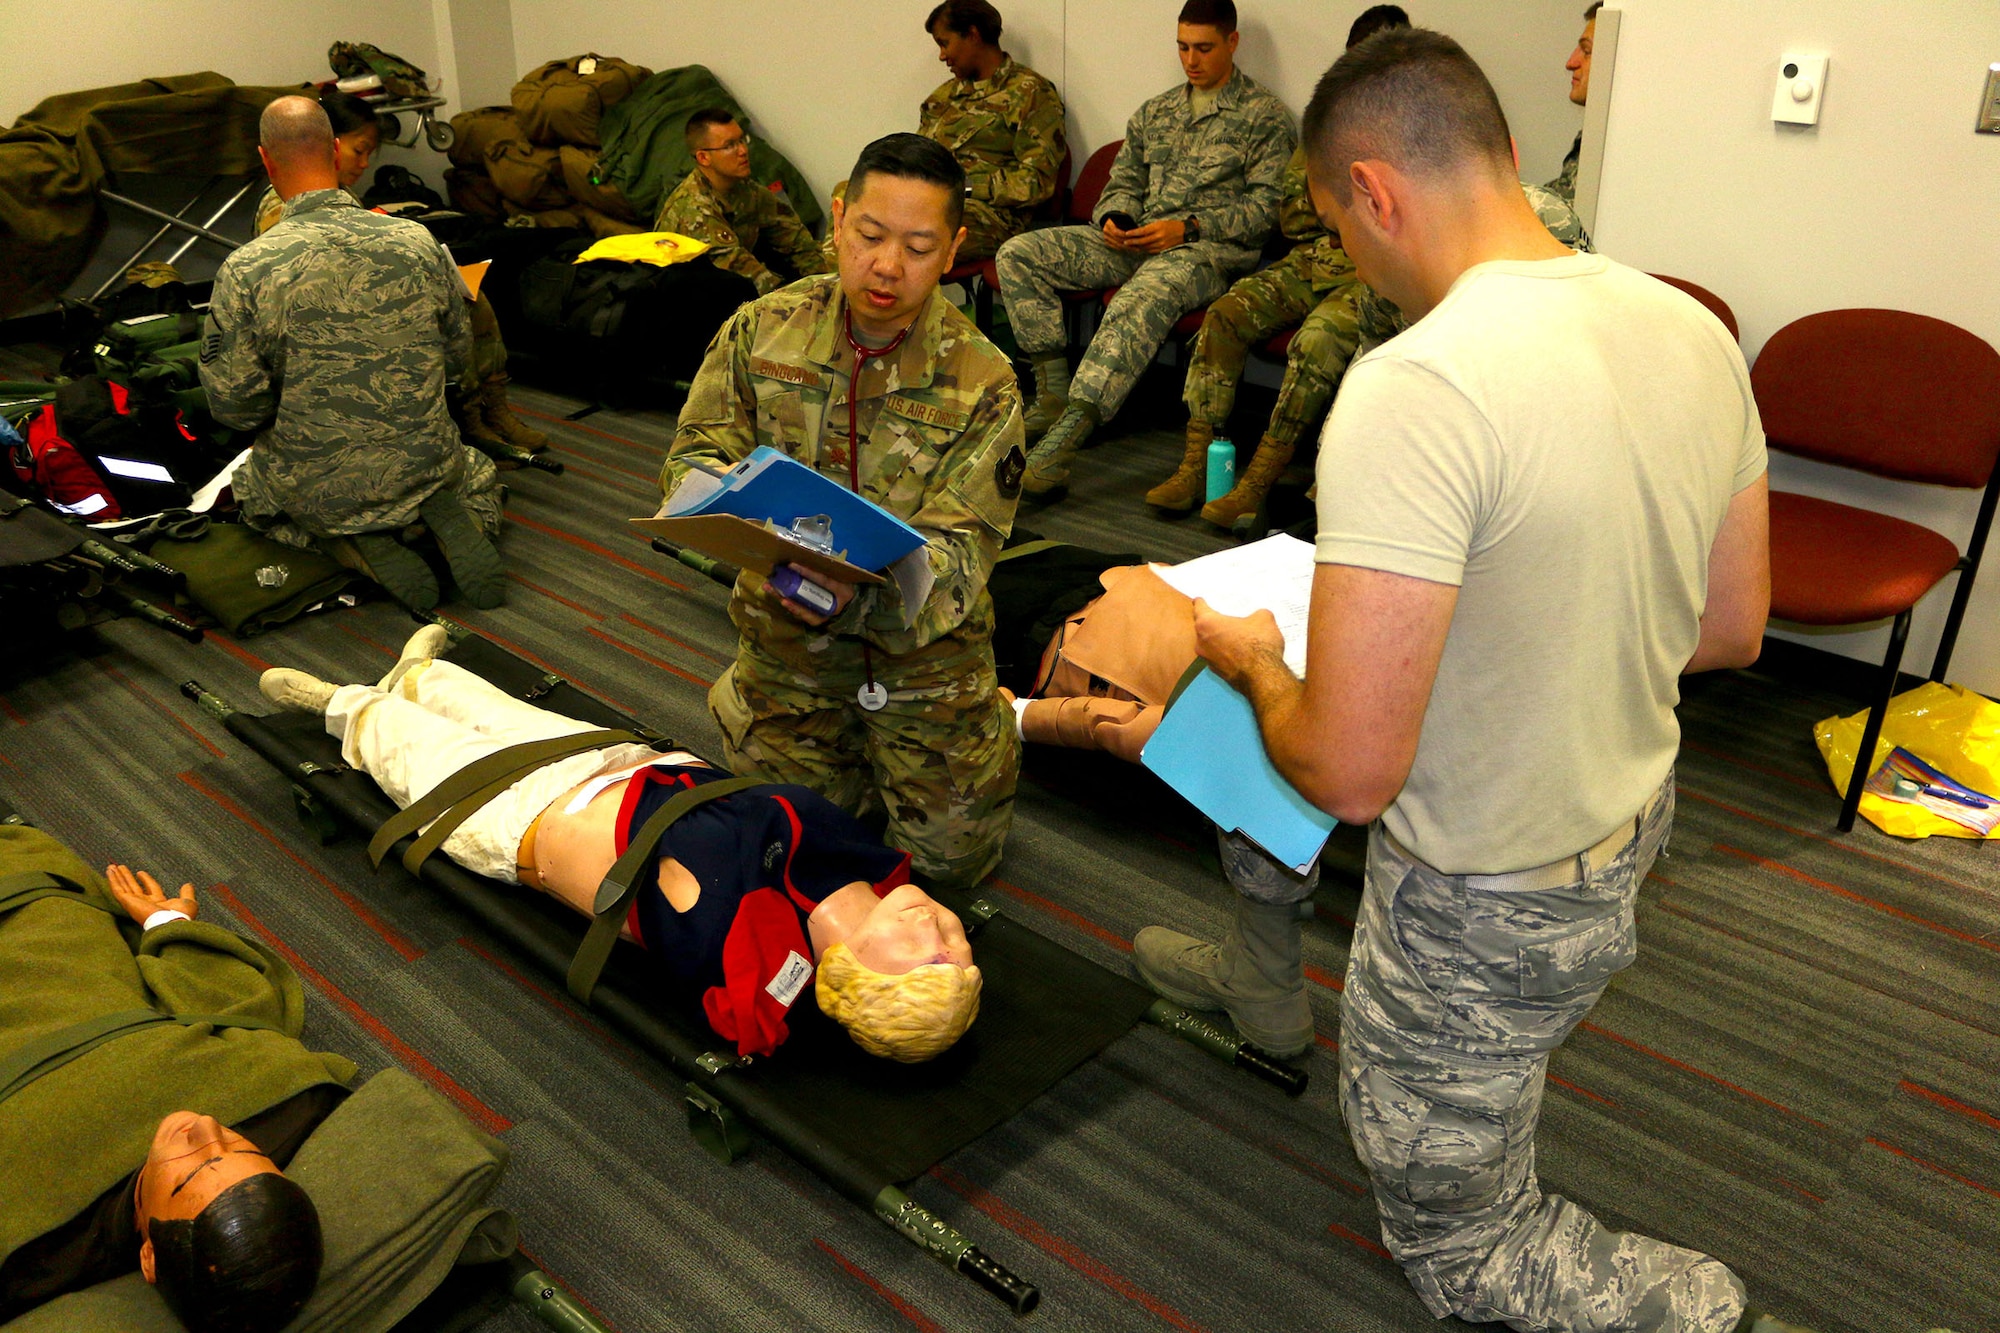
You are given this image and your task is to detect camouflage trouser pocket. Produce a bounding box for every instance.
[1346,1062,1526,1215]
[707,663,756,757]
[1402,1098,1508,1213]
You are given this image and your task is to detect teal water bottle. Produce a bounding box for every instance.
[1206,436,1236,503]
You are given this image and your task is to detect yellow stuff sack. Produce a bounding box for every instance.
[1814,681,2000,839]
[573,232,711,267]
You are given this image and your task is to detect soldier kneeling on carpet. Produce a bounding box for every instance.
[260,628,983,1062]
[201,96,508,613]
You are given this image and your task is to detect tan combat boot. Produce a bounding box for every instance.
[480,374,551,453]
[1021,402,1099,497]
[1144,420,1214,512]
[452,386,518,465]
[1023,353,1072,439]
[1201,436,1295,533]
[1132,896,1314,1057]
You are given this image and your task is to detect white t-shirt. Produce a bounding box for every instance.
[1314,252,1765,874]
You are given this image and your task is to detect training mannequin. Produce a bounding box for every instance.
[0,840,333,1330]
[262,629,982,1062]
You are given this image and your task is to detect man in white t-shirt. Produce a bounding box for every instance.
[1182,28,1779,1333]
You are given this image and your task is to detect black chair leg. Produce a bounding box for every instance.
[1839,608,1913,832]
[974,280,995,335]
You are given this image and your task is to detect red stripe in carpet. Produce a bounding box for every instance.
[513,1243,623,1332]
[1714,843,2000,955]
[813,1239,945,1332]
[585,625,714,690]
[177,769,423,962]
[507,513,688,589]
[1865,1135,2000,1201]
[95,660,225,759]
[205,632,275,674]
[1900,1079,2000,1135]
[507,572,608,621]
[1578,1020,1827,1128]
[929,1165,1213,1332]
[1327,1220,1394,1261]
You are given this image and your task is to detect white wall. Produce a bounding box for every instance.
[505,0,1586,205]
[0,0,443,123]
[1593,0,2000,694]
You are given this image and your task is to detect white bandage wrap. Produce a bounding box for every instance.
[142,908,191,931]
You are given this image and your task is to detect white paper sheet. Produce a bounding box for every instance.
[1152,533,1316,677]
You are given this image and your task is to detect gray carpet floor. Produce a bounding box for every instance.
[3,378,1995,1333]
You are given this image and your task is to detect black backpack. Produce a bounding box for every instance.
[512,239,755,402]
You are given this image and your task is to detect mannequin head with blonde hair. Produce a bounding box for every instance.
[806,882,981,1062]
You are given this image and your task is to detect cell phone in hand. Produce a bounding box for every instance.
[771,565,839,616]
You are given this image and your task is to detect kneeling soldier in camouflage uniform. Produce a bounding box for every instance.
[1151,5,1410,529]
[655,108,830,297]
[994,0,1293,497]
[252,91,548,470]
[203,97,504,612]
[663,133,1026,890]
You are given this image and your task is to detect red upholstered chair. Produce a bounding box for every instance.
[1650,273,1739,342]
[949,147,1072,333]
[1752,309,2000,830]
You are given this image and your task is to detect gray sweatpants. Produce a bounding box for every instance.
[993,224,1241,419]
[1340,775,1747,1331]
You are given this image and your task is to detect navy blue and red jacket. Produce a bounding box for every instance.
[615,764,910,1057]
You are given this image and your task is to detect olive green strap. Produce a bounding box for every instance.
[565,776,764,1004]
[995,539,1069,563]
[0,1008,287,1106]
[366,730,645,871]
[0,871,114,917]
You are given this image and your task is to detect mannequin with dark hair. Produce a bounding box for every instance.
[143,1162,323,1333]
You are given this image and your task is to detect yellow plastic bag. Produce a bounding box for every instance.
[1814,681,2000,839]
[572,230,710,267]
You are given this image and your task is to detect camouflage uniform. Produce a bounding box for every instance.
[654,168,829,297]
[1183,148,1362,449]
[994,68,1295,419]
[1343,779,1746,1330]
[919,54,1066,259]
[255,185,507,392]
[202,188,496,541]
[1548,131,1582,206]
[664,274,1025,888]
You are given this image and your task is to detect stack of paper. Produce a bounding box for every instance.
[1151,534,1315,677]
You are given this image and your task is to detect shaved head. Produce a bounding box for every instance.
[260,96,335,170]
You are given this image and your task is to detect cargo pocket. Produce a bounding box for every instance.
[707,663,755,757]
[1402,1099,1507,1212]
[1512,907,1636,998]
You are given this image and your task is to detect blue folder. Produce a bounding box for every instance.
[1140,666,1338,873]
[677,446,926,574]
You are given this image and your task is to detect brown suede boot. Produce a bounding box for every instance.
[1145,421,1214,513]
[1201,436,1295,532]
[481,374,551,453]
[452,386,518,467]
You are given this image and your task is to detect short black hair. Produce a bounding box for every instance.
[1177,0,1237,34]
[683,106,740,152]
[845,132,965,233]
[1583,1,1602,18]
[150,1173,323,1333]
[1346,5,1410,48]
[318,89,381,140]
[927,0,1002,45]
[1302,27,1513,202]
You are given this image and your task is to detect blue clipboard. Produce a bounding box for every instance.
[677,446,925,574]
[1140,664,1337,873]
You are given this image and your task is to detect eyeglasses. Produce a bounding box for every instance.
[701,134,752,155]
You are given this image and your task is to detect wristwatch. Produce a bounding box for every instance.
[1184,215,1202,243]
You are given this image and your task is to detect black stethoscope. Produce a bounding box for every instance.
[839,305,913,712]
